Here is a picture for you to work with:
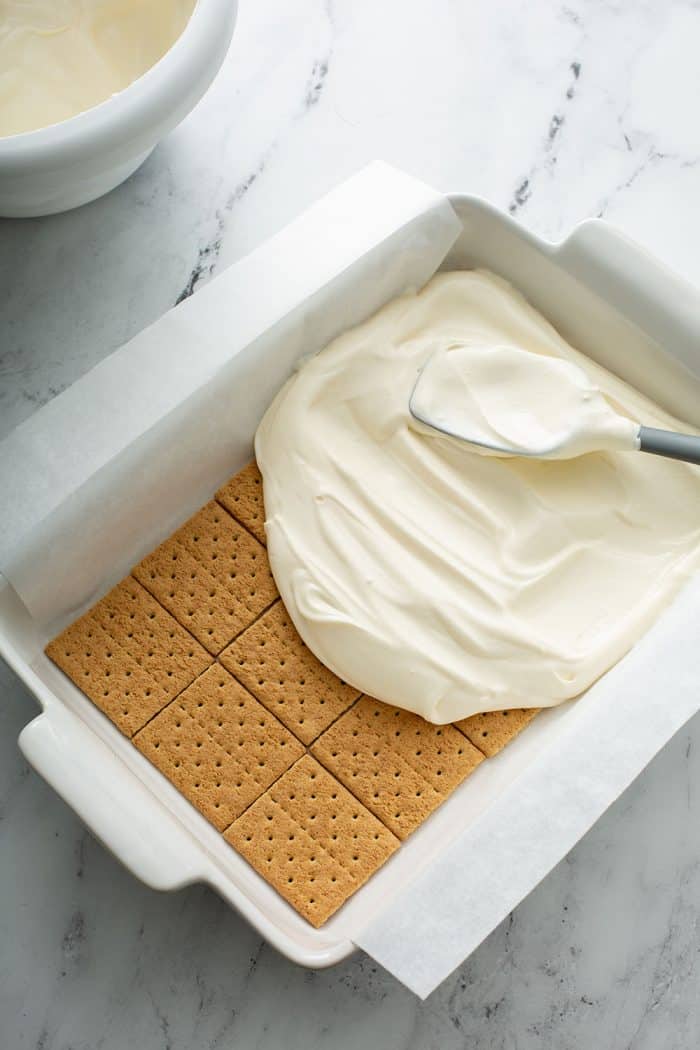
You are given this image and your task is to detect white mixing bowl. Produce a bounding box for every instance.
[0,0,238,218]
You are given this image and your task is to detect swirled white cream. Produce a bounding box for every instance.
[0,0,195,138]
[256,270,700,723]
[409,343,640,458]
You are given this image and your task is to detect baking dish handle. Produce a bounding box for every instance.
[556,219,700,369]
[19,703,205,891]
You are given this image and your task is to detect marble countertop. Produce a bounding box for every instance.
[2,1,700,1046]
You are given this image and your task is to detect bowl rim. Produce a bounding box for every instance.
[0,0,236,167]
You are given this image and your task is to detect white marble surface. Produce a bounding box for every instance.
[2,0,700,1045]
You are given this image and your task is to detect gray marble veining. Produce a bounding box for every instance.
[2,1,700,1046]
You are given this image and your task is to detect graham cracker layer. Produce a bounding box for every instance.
[132,500,277,654]
[45,459,541,928]
[312,696,484,840]
[225,754,399,926]
[216,461,267,546]
[219,600,361,745]
[456,707,541,758]
[134,665,304,830]
[45,576,211,736]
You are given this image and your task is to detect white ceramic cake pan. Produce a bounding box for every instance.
[2,186,699,975]
[0,0,237,218]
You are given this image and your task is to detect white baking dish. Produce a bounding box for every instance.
[2,177,700,975]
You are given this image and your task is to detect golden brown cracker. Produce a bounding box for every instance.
[219,600,361,744]
[216,461,267,546]
[134,666,303,830]
[312,696,484,840]
[133,542,236,655]
[228,789,357,927]
[456,707,540,758]
[266,754,399,872]
[225,755,399,926]
[46,617,163,737]
[45,577,211,736]
[90,577,210,696]
[176,664,304,779]
[132,501,277,654]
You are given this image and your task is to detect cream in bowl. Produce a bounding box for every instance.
[0,0,237,216]
[0,0,196,138]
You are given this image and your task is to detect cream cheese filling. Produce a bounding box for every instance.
[256,270,700,724]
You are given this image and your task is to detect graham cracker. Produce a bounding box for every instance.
[134,665,303,831]
[312,696,484,840]
[456,707,541,758]
[225,754,399,927]
[90,577,211,696]
[219,600,361,744]
[216,461,267,546]
[132,501,277,654]
[45,577,211,737]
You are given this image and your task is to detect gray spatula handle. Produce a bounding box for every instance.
[639,426,700,465]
